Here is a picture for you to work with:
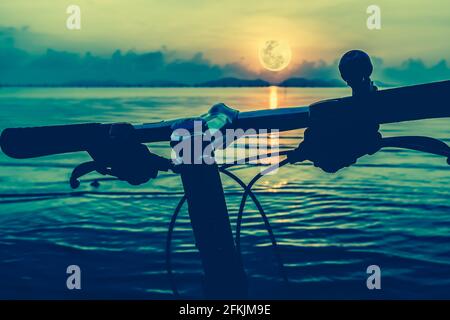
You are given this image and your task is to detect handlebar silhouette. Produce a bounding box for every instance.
[1,80,449,159]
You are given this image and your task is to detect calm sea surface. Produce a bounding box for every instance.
[0,87,449,299]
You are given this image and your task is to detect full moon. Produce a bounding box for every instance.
[259,40,292,72]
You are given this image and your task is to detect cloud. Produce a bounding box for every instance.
[382,59,450,85]
[290,60,339,79]
[0,27,232,85]
[1,26,450,86]
[0,28,31,74]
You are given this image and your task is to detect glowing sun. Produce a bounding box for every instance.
[259,40,292,72]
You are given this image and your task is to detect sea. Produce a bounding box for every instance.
[0,86,449,299]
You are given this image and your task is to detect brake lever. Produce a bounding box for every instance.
[69,161,112,189]
[68,123,173,189]
[286,134,450,169]
[69,151,173,189]
[380,136,450,164]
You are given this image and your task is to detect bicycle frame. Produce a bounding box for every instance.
[180,162,247,298]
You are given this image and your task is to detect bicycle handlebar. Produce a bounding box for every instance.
[1,80,450,159]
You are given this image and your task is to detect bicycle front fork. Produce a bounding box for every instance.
[179,162,248,299]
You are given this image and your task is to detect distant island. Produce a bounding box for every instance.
[0,77,396,88]
[195,77,271,87]
[195,77,348,87]
[278,77,345,87]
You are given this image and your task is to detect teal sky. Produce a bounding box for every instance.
[0,0,449,84]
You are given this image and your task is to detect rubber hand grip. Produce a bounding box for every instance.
[0,123,109,159]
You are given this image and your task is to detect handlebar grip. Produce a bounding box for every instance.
[0,123,109,159]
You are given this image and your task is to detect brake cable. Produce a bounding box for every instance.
[220,167,289,284]
[233,159,291,280]
[165,195,186,298]
[229,135,450,293]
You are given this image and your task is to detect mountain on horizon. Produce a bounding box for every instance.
[195,77,270,87]
[278,77,345,87]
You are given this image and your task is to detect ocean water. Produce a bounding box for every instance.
[0,87,449,299]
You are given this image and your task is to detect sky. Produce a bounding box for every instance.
[0,0,449,85]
